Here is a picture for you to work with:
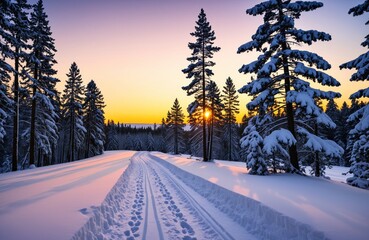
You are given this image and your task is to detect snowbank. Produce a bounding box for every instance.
[152,152,369,240]
[0,151,135,240]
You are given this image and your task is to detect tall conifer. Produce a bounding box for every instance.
[61,62,86,162]
[238,0,341,172]
[182,9,220,161]
[340,0,369,188]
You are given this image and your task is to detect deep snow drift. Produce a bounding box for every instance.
[0,151,368,240]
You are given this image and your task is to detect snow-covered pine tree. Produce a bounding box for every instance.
[337,102,350,166]
[61,62,86,162]
[0,0,14,143]
[322,99,340,141]
[237,0,341,173]
[0,0,15,172]
[240,115,269,175]
[8,0,32,171]
[221,77,240,161]
[105,120,119,150]
[187,111,203,157]
[206,80,223,160]
[83,80,105,158]
[26,0,59,167]
[165,99,185,154]
[340,0,369,189]
[182,8,220,162]
[146,132,155,151]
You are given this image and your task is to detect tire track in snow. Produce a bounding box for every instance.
[140,154,164,240]
[148,158,235,240]
[72,151,257,239]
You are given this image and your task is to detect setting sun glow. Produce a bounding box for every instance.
[32,0,367,124]
[204,111,211,119]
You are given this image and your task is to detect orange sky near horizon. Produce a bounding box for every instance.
[35,0,367,124]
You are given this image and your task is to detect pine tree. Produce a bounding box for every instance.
[237,0,341,173]
[165,99,185,154]
[105,120,119,150]
[0,0,14,171]
[0,0,14,143]
[340,0,369,188]
[337,102,350,166]
[187,111,203,157]
[206,81,223,160]
[61,62,86,162]
[8,0,32,171]
[182,8,220,162]
[240,116,269,175]
[27,0,59,166]
[221,77,240,161]
[322,99,339,140]
[83,80,105,158]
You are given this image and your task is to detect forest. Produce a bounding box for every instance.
[1,0,368,189]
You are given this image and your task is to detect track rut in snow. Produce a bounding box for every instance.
[72,152,255,240]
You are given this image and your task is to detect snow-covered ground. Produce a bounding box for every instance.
[0,151,368,240]
[153,152,369,240]
[0,151,135,240]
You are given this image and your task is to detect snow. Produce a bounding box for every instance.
[153,152,369,240]
[0,151,135,240]
[1,151,368,240]
[263,129,296,157]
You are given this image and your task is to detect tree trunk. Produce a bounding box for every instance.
[202,40,208,161]
[12,48,20,171]
[228,123,232,161]
[278,0,299,172]
[174,125,178,154]
[70,112,75,162]
[85,127,90,159]
[30,64,38,166]
[209,115,214,160]
[314,122,320,177]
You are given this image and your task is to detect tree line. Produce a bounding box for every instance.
[1,0,368,190]
[0,0,105,172]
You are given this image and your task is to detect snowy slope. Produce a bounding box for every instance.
[0,151,135,240]
[153,152,369,240]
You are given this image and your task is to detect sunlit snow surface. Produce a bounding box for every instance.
[0,151,368,240]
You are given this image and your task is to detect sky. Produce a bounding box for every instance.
[33,0,366,124]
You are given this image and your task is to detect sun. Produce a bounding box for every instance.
[204,110,211,119]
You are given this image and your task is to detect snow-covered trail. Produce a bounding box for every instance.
[73,151,256,240]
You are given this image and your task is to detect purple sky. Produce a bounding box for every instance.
[32,0,366,123]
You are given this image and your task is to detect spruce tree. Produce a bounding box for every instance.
[8,0,32,171]
[182,8,220,161]
[240,115,269,175]
[206,81,223,160]
[165,99,185,154]
[322,99,340,140]
[340,0,369,188]
[0,0,14,143]
[27,0,59,166]
[221,77,240,161]
[83,80,105,158]
[237,0,341,173]
[61,62,86,162]
[105,120,119,150]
